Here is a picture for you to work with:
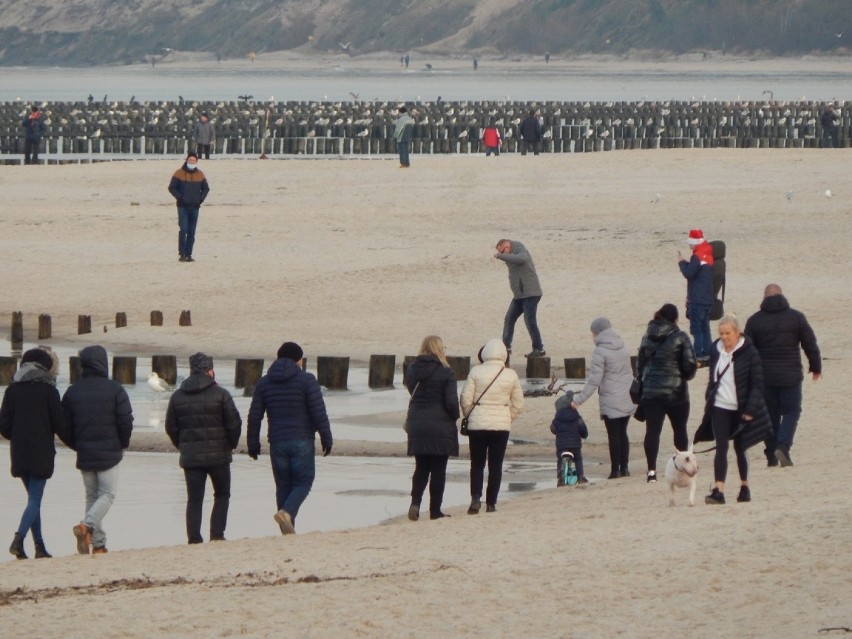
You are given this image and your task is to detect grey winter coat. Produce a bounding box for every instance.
[495,240,543,299]
[194,120,215,146]
[574,328,636,419]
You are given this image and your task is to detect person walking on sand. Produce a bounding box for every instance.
[678,229,715,365]
[482,117,502,156]
[62,345,134,555]
[461,339,524,514]
[495,239,545,358]
[404,335,460,521]
[1,349,66,560]
[168,151,210,262]
[166,353,242,544]
[193,111,215,159]
[21,105,47,165]
[393,106,414,168]
[519,109,541,155]
[744,284,821,467]
[247,342,333,535]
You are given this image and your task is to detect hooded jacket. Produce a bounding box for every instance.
[679,245,715,306]
[404,355,460,457]
[168,164,210,209]
[61,345,134,471]
[637,320,697,404]
[393,113,414,143]
[247,358,333,453]
[460,339,524,432]
[743,294,821,387]
[550,404,589,451]
[165,372,242,468]
[574,327,636,419]
[495,240,543,299]
[0,363,66,479]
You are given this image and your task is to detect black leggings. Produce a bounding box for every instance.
[711,407,749,483]
[411,455,449,517]
[642,400,690,472]
[469,430,511,506]
[603,416,630,473]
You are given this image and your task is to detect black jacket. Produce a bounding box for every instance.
[61,346,134,471]
[520,115,542,142]
[0,364,66,479]
[743,295,821,387]
[168,164,210,209]
[165,373,242,468]
[405,356,460,457]
[550,406,589,451]
[637,320,697,404]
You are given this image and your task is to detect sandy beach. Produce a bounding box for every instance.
[1,149,850,637]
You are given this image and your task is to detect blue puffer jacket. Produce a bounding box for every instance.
[247,358,332,452]
[679,254,714,306]
[61,345,134,471]
[550,404,588,452]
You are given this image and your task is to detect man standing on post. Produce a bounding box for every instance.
[168,151,210,262]
[62,346,133,555]
[166,353,242,544]
[744,284,821,467]
[678,229,714,366]
[519,109,541,156]
[393,106,414,168]
[247,342,333,535]
[22,105,46,165]
[495,239,545,358]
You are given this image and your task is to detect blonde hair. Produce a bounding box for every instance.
[718,313,740,332]
[419,335,449,367]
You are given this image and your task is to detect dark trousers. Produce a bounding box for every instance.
[469,430,510,506]
[196,143,211,159]
[711,407,749,483]
[184,463,231,544]
[411,455,449,517]
[521,139,539,155]
[24,138,40,164]
[604,415,630,473]
[642,400,690,472]
[763,383,802,455]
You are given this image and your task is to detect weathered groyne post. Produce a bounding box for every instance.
[317,356,349,390]
[151,355,178,385]
[368,354,396,388]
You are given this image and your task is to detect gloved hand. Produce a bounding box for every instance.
[322,443,332,457]
[248,446,260,460]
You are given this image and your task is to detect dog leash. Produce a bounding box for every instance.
[694,421,749,454]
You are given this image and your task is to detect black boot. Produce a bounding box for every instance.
[34,541,52,559]
[9,533,27,560]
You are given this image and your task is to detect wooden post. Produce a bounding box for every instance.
[77,315,91,335]
[368,354,396,388]
[69,356,82,384]
[234,358,264,389]
[151,355,177,385]
[115,312,127,328]
[150,310,163,326]
[526,356,551,379]
[38,314,52,340]
[0,356,17,385]
[447,355,471,381]
[402,355,417,385]
[112,356,137,384]
[317,356,349,390]
[179,310,192,326]
[11,312,23,345]
[564,357,586,379]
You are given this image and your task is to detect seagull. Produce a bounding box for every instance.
[339,42,352,52]
[349,92,360,101]
[424,63,433,71]
[825,189,834,198]
[651,192,662,204]
[786,191,794,201]
[147,372,173,392]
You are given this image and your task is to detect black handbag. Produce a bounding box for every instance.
[460,368,504,437]
[629,378,642,404]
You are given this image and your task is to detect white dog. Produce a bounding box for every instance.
[664,447,699,507]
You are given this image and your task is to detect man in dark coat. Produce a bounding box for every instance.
[744,284,821,467]
[62,345,134,554]
[248,341,332,535]
[166,353,241,544]
[168,151,210,262]
[21,105,47,165]
[519,109,541,155]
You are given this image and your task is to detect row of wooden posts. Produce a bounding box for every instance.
[8,310,192,341]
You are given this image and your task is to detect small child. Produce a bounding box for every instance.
[482,117,502,156]
[550,390,589,484]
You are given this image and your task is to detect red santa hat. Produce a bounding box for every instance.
[687,229,705,246]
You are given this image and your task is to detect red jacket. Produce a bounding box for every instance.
[482,126,501,147]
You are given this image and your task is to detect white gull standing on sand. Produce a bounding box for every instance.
[147,372,173,392]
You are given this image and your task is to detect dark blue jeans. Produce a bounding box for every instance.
[177,206,200,257]
[397,141,410,166]
[502,295,543,352]
[687,302,713,359]
[270,439,316,522]
[17,474,47,543]
[184,463,231,544]
[763,383,802,453]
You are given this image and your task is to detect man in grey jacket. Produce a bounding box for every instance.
[495,239,545,357]
[193,112,215,159]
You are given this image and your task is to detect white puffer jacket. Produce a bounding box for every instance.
[460,339,524,432]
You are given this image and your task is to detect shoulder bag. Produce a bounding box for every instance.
[460,368,504,436]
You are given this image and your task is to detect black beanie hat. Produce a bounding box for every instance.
[277,342,304,362]
[656,303,679,323]
[189,352,214,373]
[21,348,53,370]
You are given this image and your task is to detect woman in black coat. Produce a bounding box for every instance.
[0,349,66,559]
[405,335,460,521]
[636,303,697,483]
[695,314,770,505]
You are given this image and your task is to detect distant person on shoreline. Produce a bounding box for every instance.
[21,105,46,165]
[166,353,242,544]
[62,345,134,555]
[482,117,501,156]
[168,151,210,262]
[1,348,66,560]
[404,336,460,521]
[519,109,541,155]
[193,111,215,159]
[820,104,840,148]
[247,342,333,535]
[494,239,545,358]
[393,106,414,168]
